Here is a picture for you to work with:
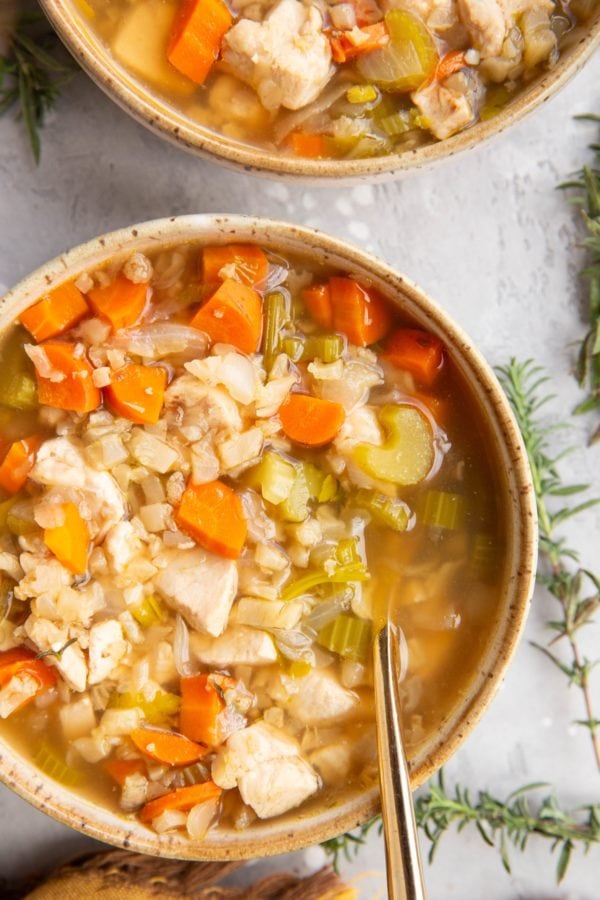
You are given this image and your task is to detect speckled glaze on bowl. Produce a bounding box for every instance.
[0,215,536,859]
[39,0,600,181]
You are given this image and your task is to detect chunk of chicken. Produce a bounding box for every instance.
[154,548,238,636]
[191,626,277,667]
[212,721,320,818]
[309,740,353,784]
[222,0,333,111]
[412,71,480,140]
[88,620,129,684]
[457,0,506,56]
[24,616,88,692]
[104,521,142,574]
[283,669,359,724]
[31,437,125,540]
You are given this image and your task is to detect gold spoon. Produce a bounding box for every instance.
[373,622,427,900]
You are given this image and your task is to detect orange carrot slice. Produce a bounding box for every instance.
[35,342,101,413]
[383,328,444,387]
[190,278,263,355]
[87,275,148,332]
[0,435,42,494]
[105,364,167,425]
[202,244,269,288]
[329,277,392,347]
[130,728,207,766]
[288,132,326,159]
[176,480,247,559]
[302,283,333,329]
[0,647,57,711]
[43,502,90,575]
[431,50,467,84]
[167,0,232,85]
[140,781,222,825]
[20,281,89,342]
[103,758,147,786]
[330,22,389,63]
[180,674,224,746]
[279,393,345,447]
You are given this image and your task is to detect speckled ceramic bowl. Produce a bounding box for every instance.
[39,0,600,181]
[0,215,537,859]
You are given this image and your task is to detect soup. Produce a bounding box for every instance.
[72,0,592,161]
[0,240,505,838]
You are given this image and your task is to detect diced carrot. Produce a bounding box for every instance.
[330,22,389,63]
[167,0,232,85]
[202,244,269,288]
[103,757,147,786]
[431,50,467,85]
[287,132,326,159]
[329,277,392,347]
[279,393,345,447]
[19,281,89,343]
[87,275,148,332]
[0,435,42,495]
[0,647,57,710]
[176,480,247,559]
[130,727,207,766]
[105,364,167,425]
[383,328,444,387]
[140,781,222,825]
[35,342,101,413]
[180,674,224,746]
[302,283,333,329]
[43,502,90,575]
[190,278,263,355]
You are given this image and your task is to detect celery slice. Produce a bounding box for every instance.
[109,690,180,724]
[281,336,304,362]
[282,561,369,602]
[347,84,380,105]
[262,291,292,371]
[247,451,298,506]
[281,334,345,364]
[353,404,434,486]
[0,334,38,410]
[357,10,438,93]
[34,740,83,786]
[351,488,410,531]
[280,467,312,522]
[318,614,372,662]
[419,490,466,530]
[131,594,165,627]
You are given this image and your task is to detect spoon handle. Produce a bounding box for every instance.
[374,623,427,900]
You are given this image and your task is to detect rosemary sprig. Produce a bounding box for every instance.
[415,772,600,882]
[560,115,600,436]
[35,637,77,661]
[321,817,381,872]
[497,359,600,769]
[0,13,77,163]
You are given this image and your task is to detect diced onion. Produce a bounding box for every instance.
[173,614,194,677]
[111,324,209,360]
[153,809,187,833]
[186,798,220,839]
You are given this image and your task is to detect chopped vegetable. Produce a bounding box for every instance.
[330,22,389,64]
[180,674,224,746]
[103,757,147,786]
[202,243,269,287]
[303,462,338,503]
[288,132,326,158]
[280,465,312,522]
[351,488,410,531]
[43,502,90,575]
[329,277,392,347]
[176,480,247,558]
[0,647,57,694]
[353,404,434,485]
[419,490,466,530]
[20,281,89,343]
[180,762,211,786]
[190,278,263,355]
[109,690,180,724]
[105,364,168,425]
[281,334,345,364]
[34,342,101,413]
[33,740,82,786]
[246,451,297,505]
[346,84,379,104]
[279,393,345,447]
[0,335,37,410]
[130,727,207,766]
[356,9,438,92]
[301,283,332,330]
[318,614,372,662]
[140,781,222,824]
[431,50,468,84]
[131,594,165,627]
[282,539,369,601]
[262,291,292,370]
[88,275,148,332]
[6,508,37,536]
[167,0,233,85]
[0,435,42,494]
[383,328,444,387]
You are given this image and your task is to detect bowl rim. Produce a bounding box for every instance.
[40,0,600,181]
[0,214,537,859]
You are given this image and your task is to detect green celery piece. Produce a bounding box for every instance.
[281,334,345,364]
[33,741,82,787]
[0,333,38,410]
[280,466,312,522]
[281,336,305,362]
[262,291,292,371]
[379,111,412,137]
[356,9,438,93]
[318,614,373,662]
[248,451,297,506]
[352,488,410,531]
[353,404,434,485]
[131,594,165,628]
[109,690,180,724]
[282,562,369,602]
[419,490,466,530]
